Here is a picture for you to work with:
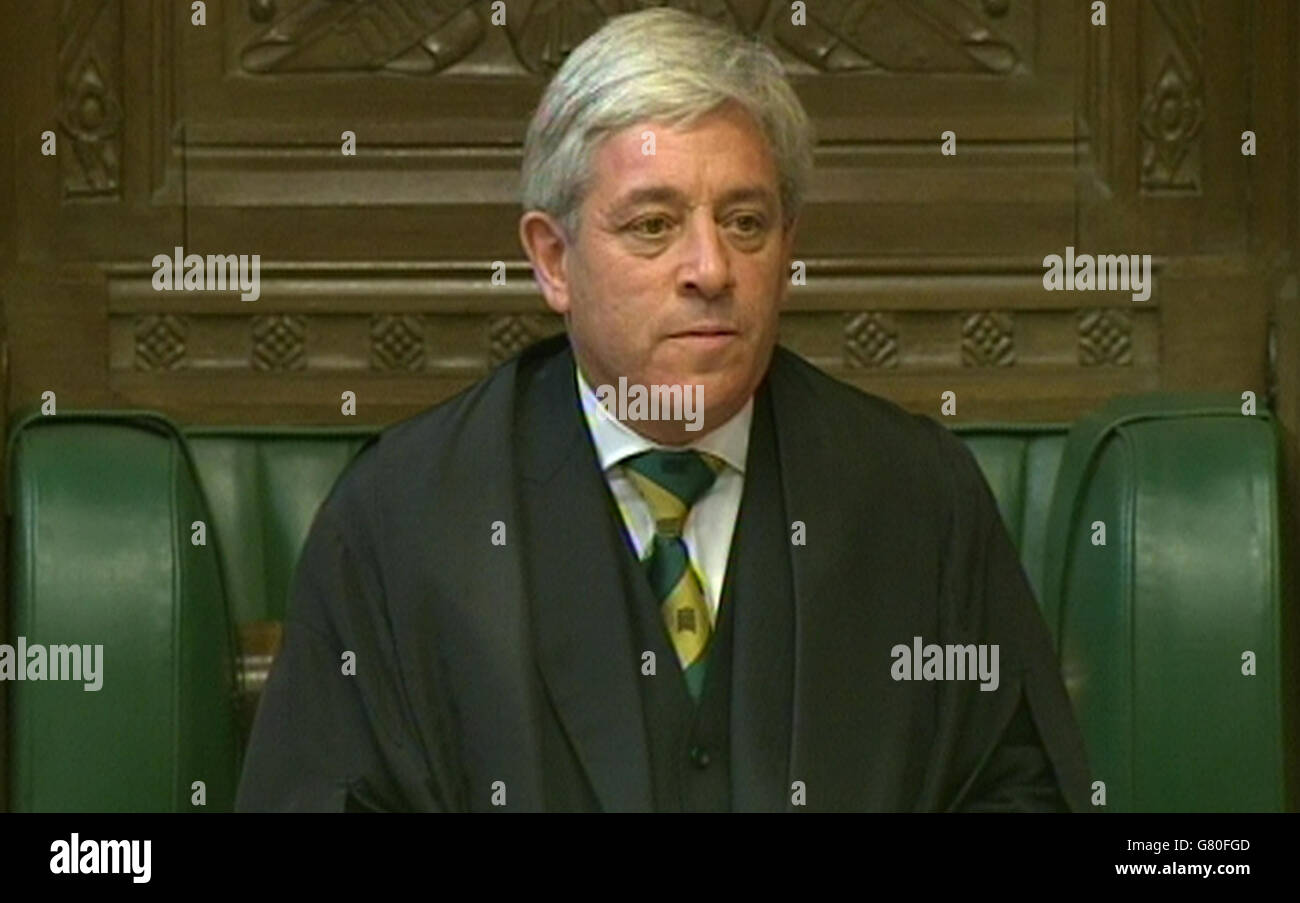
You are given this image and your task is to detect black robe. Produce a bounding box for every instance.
[236,335,1092,812]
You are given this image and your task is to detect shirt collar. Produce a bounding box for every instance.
[575,362,752,474]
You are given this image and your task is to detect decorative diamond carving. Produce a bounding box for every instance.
[1078,309,1133,366]
[134,315,188,371]
[59,0,123,198]
[1139,0,1204,192]
[961,312,1014,367]
[1140,57,1203,190]
[844,312,899,368]
[370,314,426,371]
[488,314,544,365]
[251,315,306,371]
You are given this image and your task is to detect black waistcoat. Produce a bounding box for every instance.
[516,347,795,812]
[606,378,791,812]
[614,507,738,811]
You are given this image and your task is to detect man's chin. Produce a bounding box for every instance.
[604,369,749,433]
[646,371,740,398]
[652,349,749,383]
[678,377,753,434]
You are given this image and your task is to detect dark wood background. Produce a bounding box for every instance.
[2,0,1297,809]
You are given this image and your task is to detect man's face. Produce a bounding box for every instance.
[521,101,798,442]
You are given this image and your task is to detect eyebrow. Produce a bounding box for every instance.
[608,184,776,217]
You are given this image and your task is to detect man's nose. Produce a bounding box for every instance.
[678,211,732,298]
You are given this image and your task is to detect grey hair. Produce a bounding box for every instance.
[520,7,815,242]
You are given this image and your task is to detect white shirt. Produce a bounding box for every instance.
[575,364,752,625]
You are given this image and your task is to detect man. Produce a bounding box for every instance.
[236,8,1090,812]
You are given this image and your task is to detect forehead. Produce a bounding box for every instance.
[586,104,779,201]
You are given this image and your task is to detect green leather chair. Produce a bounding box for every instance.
[1043,395,1290,812]
[4,392,1290,811]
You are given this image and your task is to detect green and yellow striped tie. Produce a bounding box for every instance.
[620,449,727,702]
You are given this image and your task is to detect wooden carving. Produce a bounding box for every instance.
[58,0,123,198]
[239,0,1025,76]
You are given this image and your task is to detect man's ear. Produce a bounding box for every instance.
[518,210,573,315]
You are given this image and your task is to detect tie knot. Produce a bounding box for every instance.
[621,449,725,537]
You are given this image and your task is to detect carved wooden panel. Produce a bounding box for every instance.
[2,0,1291,429]
[232,0,1037,77]
[168,0,1072,260]
[59,0,124,199]
[1138,0,1204,195]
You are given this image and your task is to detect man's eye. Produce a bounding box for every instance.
[630,216,672,237]
[730,214,766,235]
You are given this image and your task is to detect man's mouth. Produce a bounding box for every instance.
[668,329,738,352]
[670,325,738,338]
